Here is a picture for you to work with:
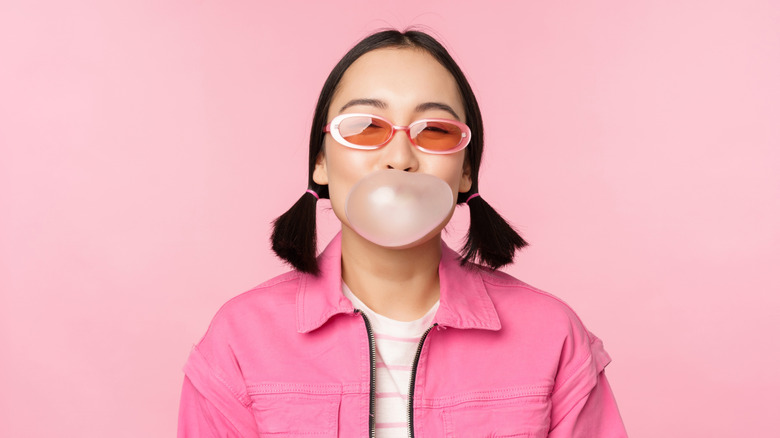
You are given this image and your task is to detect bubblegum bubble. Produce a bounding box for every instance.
[345,170,454,248]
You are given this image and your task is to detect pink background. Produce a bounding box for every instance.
[2,1,779,436]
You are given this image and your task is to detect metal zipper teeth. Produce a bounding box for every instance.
[407,323,437,438]
[356,310,377,438]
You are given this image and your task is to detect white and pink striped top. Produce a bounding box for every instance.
[342,282,439,437]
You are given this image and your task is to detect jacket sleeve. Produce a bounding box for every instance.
[548,334,628,437]
[178,376,244,437]
[177,345,259,437]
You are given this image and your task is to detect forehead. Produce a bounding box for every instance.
[329,47,464,119]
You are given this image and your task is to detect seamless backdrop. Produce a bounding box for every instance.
[2,1,779,437]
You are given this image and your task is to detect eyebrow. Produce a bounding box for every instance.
[414,102,461,121]
[339,99,462,121]
[339,98,387,113]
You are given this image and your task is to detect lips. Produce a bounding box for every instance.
[345,169,454,248]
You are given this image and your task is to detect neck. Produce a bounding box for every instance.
[340,226,442,321]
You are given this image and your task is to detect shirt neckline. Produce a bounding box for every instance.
[341,281,440,327]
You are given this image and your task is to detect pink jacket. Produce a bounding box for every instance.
[179,234,627,437]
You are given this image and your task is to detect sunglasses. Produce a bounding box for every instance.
[324,113,471,154]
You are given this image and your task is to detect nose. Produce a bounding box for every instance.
[381,128,418,172]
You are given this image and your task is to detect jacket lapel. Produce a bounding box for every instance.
[435,244,501,331]
[296,234,354,333]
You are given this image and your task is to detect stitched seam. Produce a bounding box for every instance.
[247,382,361,395]
[480,272,595,359]
[257,433,332,436]
[436,393,549,409]
[296,274,307,332]
[481,275,586,325]
[419,385,552,408]
[200,273,302,342]
[194,346,251,407]
[251,393,341,436]
[551,351,592,396]
[479,273,597,392]
[251,394,340,401]
[549,390,591,431]
[305,307,355,332]
[552,335,603,399]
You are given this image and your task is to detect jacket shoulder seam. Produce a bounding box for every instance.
[199,270,303,342]
[480,271,590,329]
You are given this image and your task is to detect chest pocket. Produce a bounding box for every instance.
[250,392,340,437]
[442,393,551,438]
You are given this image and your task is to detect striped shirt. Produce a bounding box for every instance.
[342,283,439,437]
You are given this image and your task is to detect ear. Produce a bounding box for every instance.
[312,151,328,185]
[458,159,472,193]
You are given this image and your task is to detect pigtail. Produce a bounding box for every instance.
[460,193,528,270]
[271,190,320,275]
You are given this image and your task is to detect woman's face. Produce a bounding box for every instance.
[313,47,472,243]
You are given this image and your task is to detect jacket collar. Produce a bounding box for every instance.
[296,233,501,333]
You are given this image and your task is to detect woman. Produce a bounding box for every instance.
[179,29,627,437]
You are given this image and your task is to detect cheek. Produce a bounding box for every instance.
[322,143,371,219]
[324,144,366,190]
[423,155,467,195]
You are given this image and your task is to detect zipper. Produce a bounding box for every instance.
[407,323,437,438]
[356,309,377,438]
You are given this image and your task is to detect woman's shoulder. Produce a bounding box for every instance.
[196,269,305,344]
[220,269,302,309]
[477,266,611,380]
[478,267,581,312]
[475,266,599,344]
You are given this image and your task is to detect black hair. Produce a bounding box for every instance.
[271,29,528,275]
